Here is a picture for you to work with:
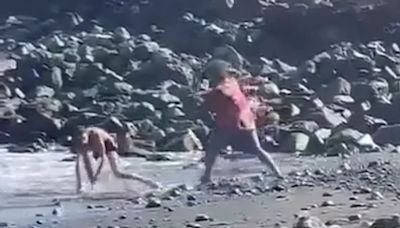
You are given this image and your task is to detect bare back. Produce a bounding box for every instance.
[82,127,117,159]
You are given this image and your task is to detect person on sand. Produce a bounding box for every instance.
[200,69,284,183]
[72,126,161,193]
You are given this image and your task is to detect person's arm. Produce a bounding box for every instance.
[200,90,214,112]
[82,151,95,186]
[93,154,104,183]
[75,153,82,194]
[194,90,216,122]
[239,76,271,98]
[91,135,107,184]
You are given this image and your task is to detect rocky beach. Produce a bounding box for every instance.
[2,0,400,227]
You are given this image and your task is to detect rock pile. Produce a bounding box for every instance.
[0,0,400,155]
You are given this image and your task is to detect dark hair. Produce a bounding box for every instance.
[71,125,85,148]
[72,125,85,137]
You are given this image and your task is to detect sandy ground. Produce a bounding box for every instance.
[3,187,399,228]
[1,146,400,228]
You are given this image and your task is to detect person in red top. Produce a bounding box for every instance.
[200,70,283,183]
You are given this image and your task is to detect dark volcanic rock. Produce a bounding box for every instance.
[1,0,400,157]
[369,215,400,228]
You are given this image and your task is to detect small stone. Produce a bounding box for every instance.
[186,223,201,228]
[314,169,326,175]
[177,184,190,191]
[49,66,63,89]
[187,201,196,207]
[322,192,333,197]
[350,203,367,208]
[52,208,62,216]
[195,214,211,222]
[358,187,372,194]
[326,218,349,226]
[146,197,162,208]
[36,220,45,225]
[232,188,243,195]
[0,222,8,227]
[187,195,196,201]
[114,27,131,42]
[367,161,380,168]
[293,216,327,228]
[321,200,335,207]
[272,184,286,192]
[164,206,174,212]
[35,214,44,217]
[348,214,362,221]
[87,205,94,209]
[170,188,182,197]
[250,189,259,195]
[119,215,127,220]
[368,191,384,200]
[162,196,174,201]
[349,196,358,201]
[288,171,302,177]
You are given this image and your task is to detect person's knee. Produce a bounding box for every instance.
[254,147,272,159]
[113,170,124,178]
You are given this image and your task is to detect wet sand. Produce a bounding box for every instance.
[1,146,400,227]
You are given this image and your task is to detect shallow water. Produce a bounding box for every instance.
[0,146,205,207]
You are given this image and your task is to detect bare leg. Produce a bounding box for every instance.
[201,130,228,183]
[242,130,283,178]
[107,152,161,188]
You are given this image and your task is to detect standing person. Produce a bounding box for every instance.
[72,126,161,194]
[200,70,283,183]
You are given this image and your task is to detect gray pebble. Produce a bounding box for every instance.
[321,200,335,207]
[186,223,201,228]
[118,215,127,220]
[348,214,362,221]
[146,197,162,208]
[195,214,211,222]
[322,192,333,197]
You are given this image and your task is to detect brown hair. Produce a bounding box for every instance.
[71,125,86,151]
[265,111,280,124]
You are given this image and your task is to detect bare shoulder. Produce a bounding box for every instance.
[86,127,107,135]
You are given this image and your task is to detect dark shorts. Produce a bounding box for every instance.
[105,139,117,153]
[207,128,262,154]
